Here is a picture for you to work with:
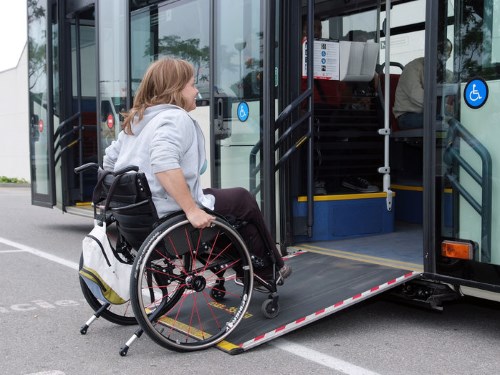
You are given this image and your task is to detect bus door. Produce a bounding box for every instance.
[288,1,386,246]
[211,0,265,194]
[433,0,500,292]
[56,4,98,209]
[28,1,99,211]
[28,0,56,207]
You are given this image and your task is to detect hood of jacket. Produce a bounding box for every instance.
[131,104,182,135]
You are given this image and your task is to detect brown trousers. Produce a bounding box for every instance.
[203,187,284,268]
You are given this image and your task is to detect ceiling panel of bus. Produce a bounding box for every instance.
[130,0,165,12]
[303,0,417,18]
[66,0,94,17]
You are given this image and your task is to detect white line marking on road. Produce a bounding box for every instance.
[25,371,66,375]
[0,249,28,253]
[1,237,377,374]
[272,339,381,375]
[0,237,78,270]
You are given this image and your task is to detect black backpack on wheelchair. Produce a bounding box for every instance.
[92,166,158,254]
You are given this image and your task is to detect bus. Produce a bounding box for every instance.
[27,0,500,347]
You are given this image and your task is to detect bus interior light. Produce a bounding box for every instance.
[441,240,474,260]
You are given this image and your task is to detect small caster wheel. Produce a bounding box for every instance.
[119,346,129,356]
[80,325,88,335]
[261,299,280,319]
[211,285,226,301]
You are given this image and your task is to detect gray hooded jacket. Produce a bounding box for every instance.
[103,104,215,217]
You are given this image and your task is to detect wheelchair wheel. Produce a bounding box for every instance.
[130,213,254,352]
[79,254,137,326]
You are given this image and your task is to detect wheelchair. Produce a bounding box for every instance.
[75,163,283,354]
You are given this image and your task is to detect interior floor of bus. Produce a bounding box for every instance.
[293,221,423,271]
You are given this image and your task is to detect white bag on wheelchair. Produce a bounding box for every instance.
[79,223,132,305]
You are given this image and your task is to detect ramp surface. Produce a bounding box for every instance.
[216,251,420,354]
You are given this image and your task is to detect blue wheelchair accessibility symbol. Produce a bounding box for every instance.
[237,102,249,122]
[464,78,488,109]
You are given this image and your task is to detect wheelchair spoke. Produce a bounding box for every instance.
[131,215,253,352]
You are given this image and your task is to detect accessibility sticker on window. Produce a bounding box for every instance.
[237,102,249,122]
[464,78,488,109]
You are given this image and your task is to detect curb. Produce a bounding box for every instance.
[0,183,31,188]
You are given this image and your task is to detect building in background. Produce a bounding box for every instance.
[0,44,29,181]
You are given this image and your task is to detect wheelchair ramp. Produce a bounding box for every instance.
[216,251,420,354]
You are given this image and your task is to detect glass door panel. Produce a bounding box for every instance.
[130,0,210,99]
[28,0,54,206]
[213,0,263,191]
[98,0,128,157]
[130,0,210,186]
[62,10,96,205]
[438,0,500,273]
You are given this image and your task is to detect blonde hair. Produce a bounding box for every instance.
[122,58,194,134]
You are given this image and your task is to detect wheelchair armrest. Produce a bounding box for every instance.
[110,199,151,212]
[113,165,139,175]
[74,162,99,174]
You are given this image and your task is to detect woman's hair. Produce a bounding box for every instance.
[122,58,194,134]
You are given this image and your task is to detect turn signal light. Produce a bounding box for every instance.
[441,240,474,260]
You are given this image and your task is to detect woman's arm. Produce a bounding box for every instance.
[103,133,123,171]
[155,168,215,228]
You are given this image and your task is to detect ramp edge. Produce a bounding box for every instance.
[237,270,421,352]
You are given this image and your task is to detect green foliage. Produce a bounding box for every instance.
[0,176,29,184]
[149,35,212,85]
[27,0,47,91]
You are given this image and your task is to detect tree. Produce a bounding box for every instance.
[457,2,494,80]
[152,35,210,85]
[27,0,46,91]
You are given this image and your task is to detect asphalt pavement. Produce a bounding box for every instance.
[1,186,499,375]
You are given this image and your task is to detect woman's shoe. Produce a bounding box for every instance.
[279,264,292,279]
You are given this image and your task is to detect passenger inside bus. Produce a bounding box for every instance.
[393,39,454,130]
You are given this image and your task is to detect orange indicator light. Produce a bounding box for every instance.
[441,240,474,260]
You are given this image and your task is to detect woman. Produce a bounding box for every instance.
[103,58,291,281]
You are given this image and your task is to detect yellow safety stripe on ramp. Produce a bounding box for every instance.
[297,192,390,202]
[292,244,423,272]
[150,305,245,353]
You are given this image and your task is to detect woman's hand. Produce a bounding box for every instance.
[186,206,216,228]
[155,169,215,228]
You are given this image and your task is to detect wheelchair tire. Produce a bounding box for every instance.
[130,213,254,352]
[79,254,137,326]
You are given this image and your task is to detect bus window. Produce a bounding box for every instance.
[318,8,377,42]
[380,0,426,69]
[98,1,127,158]
[455,0,500,81]
[130,0,210,100]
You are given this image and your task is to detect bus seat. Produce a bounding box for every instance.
[339,41,379,82]
[81,112,98,159]
[301,78,347,108]
[81,111,97,125]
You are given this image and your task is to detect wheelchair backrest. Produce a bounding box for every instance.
[94,167,159,250]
